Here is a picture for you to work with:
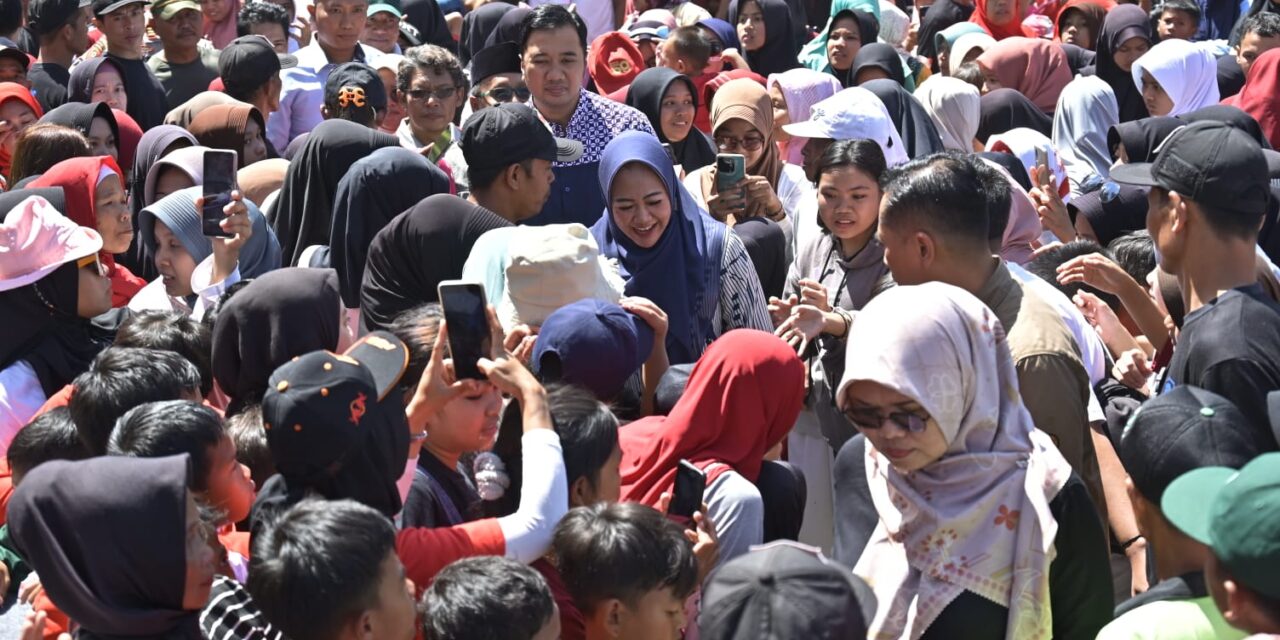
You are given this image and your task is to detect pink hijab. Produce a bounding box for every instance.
[976,37,1072,114]
[203,0,242,49]
[981,157,1042,265]
[768,68,842,165]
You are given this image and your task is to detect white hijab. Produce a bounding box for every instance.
[915,77,981,152]
[949,32,997,75]
[836,282,1071,640]
[1131,39,1220,117]
[1052,76,1120,198]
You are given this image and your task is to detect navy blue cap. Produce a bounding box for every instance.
[532,299,654,401]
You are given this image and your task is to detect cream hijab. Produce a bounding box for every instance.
[836,282,1071,640]
[915,77,981,152]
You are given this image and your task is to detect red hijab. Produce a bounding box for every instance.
[588,31,645,96]
[0,83,43,179]
[111,108,142,174]
[1053,0,1114,48]
[1230,48,1280,150]
[618,329,805,507]
[970,0,1033,39]
[31,156,144,306]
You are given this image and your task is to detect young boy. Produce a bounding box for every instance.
[1157,0,1201,41]
[552,502,699,640]
[422,556,560,640]
[658,25,714,132]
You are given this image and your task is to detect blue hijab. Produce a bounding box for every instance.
[591,131,726,365]
[698,18,741,52]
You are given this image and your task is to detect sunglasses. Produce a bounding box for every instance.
[842,407,929,433]
[477,85,532,103]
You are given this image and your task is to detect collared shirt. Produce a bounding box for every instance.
[266,41,383,152]
[529,88,654,226]
[1099,572,1247,640]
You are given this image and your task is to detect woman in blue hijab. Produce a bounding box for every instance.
[592,131,771,364]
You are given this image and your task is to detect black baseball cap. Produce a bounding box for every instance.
[262,332,409,481]
[398,21,422,47]
[28,0,90,36]
[461,103,582,172]
[1119,385,1271,505]
[0,40,28,71]
[324,61,386,112]
[92,0,148,17]
[700,541,878,640]
[1111,120,1271,217]
[218,35,297,92]
[470,41,521,86]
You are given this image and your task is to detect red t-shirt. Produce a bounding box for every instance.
[532,558,587,640]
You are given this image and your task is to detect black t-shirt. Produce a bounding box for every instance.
[27,62,69,113]
[107,53,169,130]
[400,451,481,529]
[1160,283,1280,450]
[15,27,38,57]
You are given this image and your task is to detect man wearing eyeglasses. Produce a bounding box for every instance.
[468,41,529,114]
[395,43,466,178]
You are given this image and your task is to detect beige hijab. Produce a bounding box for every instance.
[915,77,981,152]
[837,282,1071,640]
[698,78,784,220]
[164,92,248,128]
[237,158,289,215]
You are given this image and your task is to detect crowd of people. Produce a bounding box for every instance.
[0,0,1278,637]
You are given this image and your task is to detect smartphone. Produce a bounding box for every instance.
[437,281,490,381]
[1034,146,1051,188]
[201,149,238,237]
[668,459,706,521]
[716,153,745,192]
[662,143,678,166]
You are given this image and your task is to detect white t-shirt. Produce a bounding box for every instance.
[527,0,615,42]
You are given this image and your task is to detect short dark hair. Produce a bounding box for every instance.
[398,44,467,96]
[422,556,555,640]
[519,4,587,55]
[952,61,985,91]
[8,124,91,186]
[817,138,888,183]
[553,502,698,614]
[248,499,398,640]
[107,400,225,492]
[237,1,291,38]
[69,347,203,455]
[969,157,1014,247]
[1160,0,1201,23]
[1025,240,1121,309]
[879,153,990,251]
[115,310,214,396]
[0,0,23,37]
[1242,11,1280,39]
[1151,185,1264,240]
[666,25,713,71]
[467,157,534,193]
[226,404,274,490]
[1108,230,1157,286]
[387,303,442,396]
[487,383,619,516]
[8,407,87,484]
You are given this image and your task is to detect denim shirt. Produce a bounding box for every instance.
[266,41,383,152]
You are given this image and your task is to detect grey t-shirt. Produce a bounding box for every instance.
[146,43,221,110]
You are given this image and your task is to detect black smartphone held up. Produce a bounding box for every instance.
[668,459,706,522]
[437,280,490,381]
[201,149,238,237]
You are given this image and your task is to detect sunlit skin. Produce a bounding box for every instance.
[1113,36,1149,72]
[0,58,26,86]
[1156,8,1197,40]
[77,258,112,317]
[736,0,766,52]
[309,0,368,60]
[95,174,131,253]
[360,551,417,640]
[152,6,202,61]
[469,72,528,112]
[586,587,687,640]
[659,80,695,144]
[1140,69,1173,116]
[818,165,880,256]
[199,0,232,23]
[768,83,789,143]
[609,163,672,249]
[843,380,949,472]
[1058,9,1093,48]
[87,116,118,160]
[827,14,863,71]
[978,61,1002,92]
[362,9,400,53]
[378,67,405,134]
[91,64,128,112]
[1237,31,1280,76]
[181,491,217,610]
[423,382,504,470]
[521,25,585,125]
[984,0,1015,23]
[153,165,196,203]
[96,3,147,58]
[242,117,268,165]
[153,219,199,297]
[247,21,289,54]
[0,98,38,157]
[801,136,832,182]
[205,435,256,523]
[403,66,461,145]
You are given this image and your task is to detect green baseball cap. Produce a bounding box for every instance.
[367,0,401,18]
[1162,451,1280,599]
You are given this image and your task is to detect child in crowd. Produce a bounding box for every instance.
[421,556,560,640]
[1156,0,1201,41]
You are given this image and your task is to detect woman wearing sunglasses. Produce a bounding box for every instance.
[832,282,1113,640]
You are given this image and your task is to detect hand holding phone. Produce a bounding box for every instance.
[668,459,706,522]
[1034,146,1053,190]
[202,150,238,238]
[437,281,491,381]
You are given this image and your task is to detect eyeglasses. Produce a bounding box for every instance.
[715,135,766,151]
[477,85,532,103]
[406,86,457,103]
[842,407,929,433]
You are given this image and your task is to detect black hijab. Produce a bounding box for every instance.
[39,101,119,149]
[271,119,399,266]
[830,9,880,86]
[121,125,196,279]
[484,6,531,48]
[67,57,121,105]
[733,217,788,299]
[977,150,1033,191]
[402,0,456,50]
[1088,4,1151,123]
[1061,43,1097,74]
[0,257,119,397]
[850,43,906,87]
[1069,183,1149,246]
[330,147,451,308]
[1107,116,1182,162]
[210,268,341,414]
[977,88,1053,143]
[729,0,803,77]
[360,194,512,332]
[626,68,718,173]
[9,455,200,639]
[1217,53,1247,100]
[917,0,974,61]
[460,2,515,65]
[862,78,945,159]
[1180,104,1270,148]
